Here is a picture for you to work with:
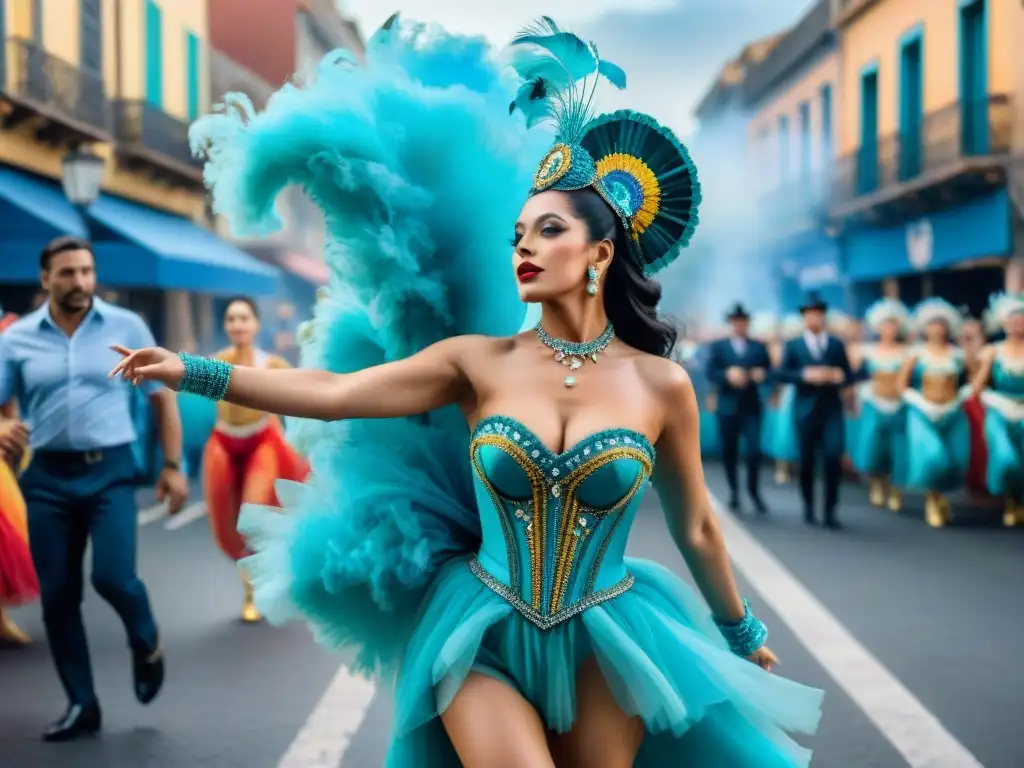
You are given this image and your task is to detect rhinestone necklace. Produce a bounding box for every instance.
[534,322,615,388]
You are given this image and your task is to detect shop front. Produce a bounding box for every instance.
[843,189,1012,317]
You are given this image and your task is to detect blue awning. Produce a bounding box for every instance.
[0,167,87,283]
[86,194,281,296]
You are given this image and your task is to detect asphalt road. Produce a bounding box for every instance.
[1,467,1021,768]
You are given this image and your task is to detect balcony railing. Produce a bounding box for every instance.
[830,95,1012,209]
[112,99,202,173]
[0,36,109,135]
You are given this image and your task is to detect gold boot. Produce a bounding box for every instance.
[886,487,903,513]
[241,575,262,623]
[925,492,946,528]
[868,478,885,507]
[0,609,31,645]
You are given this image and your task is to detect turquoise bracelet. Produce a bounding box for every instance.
[178,353,233,402]
[714,600,768,657]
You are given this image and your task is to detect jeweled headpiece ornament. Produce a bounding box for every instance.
[507,18,701,277]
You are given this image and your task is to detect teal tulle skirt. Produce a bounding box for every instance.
[984,407,1024,500]
[386,556,822,767]
[699,409,720,458]
[904,398,970,492]
[766,387,799,463]
[852,398,907,483]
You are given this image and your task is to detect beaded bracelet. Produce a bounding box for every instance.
[714,600,768,657]
[178,353,233,402]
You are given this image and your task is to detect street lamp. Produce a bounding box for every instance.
[61,146,105,209]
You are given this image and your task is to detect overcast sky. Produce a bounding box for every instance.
[338,0,814,135]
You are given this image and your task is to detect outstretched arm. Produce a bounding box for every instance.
[111,335,482,422]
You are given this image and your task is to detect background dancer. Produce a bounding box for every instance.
[706,303,770,513]
[202,297,309,622]
[852,299,910,512]
[898,299,970,529]
[776,294,851,529]
[972,293,1024,527]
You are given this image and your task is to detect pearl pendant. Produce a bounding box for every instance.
[563,375,576,388]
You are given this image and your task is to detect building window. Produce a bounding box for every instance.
[820,84,832,162]
[185,30,200,121]
[959,0,988,154]
[778,114,790,182]
[898,26,924,180]
[798,101,811,179]
[79,0,103,73]
[144,0,163,108]
[858,65,879,194]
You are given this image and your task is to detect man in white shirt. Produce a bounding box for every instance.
[775,295,852,529]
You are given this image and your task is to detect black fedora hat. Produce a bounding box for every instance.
[725,303,750,321]
[799,293,828,314]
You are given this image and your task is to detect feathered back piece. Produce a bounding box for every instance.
[987,291,1024,329]
[864,298,910,335]
[508,18,701,276]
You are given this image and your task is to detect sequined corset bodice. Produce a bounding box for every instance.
[469,415,655,630]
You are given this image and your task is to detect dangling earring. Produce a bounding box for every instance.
[586,265,600,297]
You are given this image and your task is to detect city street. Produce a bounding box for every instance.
[1,466,1021,768]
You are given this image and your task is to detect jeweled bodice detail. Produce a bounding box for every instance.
[469,415,655,630]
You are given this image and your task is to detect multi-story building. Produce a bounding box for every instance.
[743,0,844,312]
[829,0,1023,315]
[207,0,364,360]
[0,0,279,347]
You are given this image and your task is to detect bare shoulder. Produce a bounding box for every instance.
[980,342,999,361]
[633,352,694,402]
[427,333,516,369]
[268,354,293,370]
[213,347,234,363]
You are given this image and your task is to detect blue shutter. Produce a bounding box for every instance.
[958,0,988,154]
[858,65,879,194]
[145,0,163,108]
[778,115,790,181]
[79,0,103,73]
[898,27,923,180]
[186,31,200,120]
[820,84,832,161]
[798,101,811,179]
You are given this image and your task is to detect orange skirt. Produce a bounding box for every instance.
[0,459,38,606]
[202,418,309,561]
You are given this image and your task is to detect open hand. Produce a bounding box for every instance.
[156,467,189,515]
[746,645,778,673]
[726,366,748,387]
[109,345,185,390]
[0,419,29,459]
[750,367,767,384]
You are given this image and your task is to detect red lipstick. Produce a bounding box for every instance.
[517,261,543,281]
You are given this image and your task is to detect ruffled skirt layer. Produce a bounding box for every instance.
[852,400,907,483]
[387,557,822,767]
[904,401,969,492]
[984,408,1024,500]
[0,460,38,606]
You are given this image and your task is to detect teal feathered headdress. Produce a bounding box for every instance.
[507,18,701,277]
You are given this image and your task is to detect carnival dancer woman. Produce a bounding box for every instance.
[852,299,910,511]
[898,299,971,528]
[202,297,309,622]
[767,314,803,483]
[113,18,822,766]
[972,293,1024,527]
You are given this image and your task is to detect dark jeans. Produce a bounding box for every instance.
[797,410,845,519]
[717,408,763,499]
[22,444,158,706]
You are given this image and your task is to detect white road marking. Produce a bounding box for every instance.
[709,493,984,768]
[277,666,377,768]
[164,501,207,530]
[137,503,167,527]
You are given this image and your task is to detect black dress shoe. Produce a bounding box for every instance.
[43,702,101,742]
[728,497,742,514]
[750,495,769,515]
[803,509,816,526]
[824,519,844,531]
[134,645,164,705]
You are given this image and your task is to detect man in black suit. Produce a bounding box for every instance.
[706,303,771,513]
[775,294,852,529]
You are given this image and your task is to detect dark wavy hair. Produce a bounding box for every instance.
[224,295,261,320]
[564,188,677,357]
